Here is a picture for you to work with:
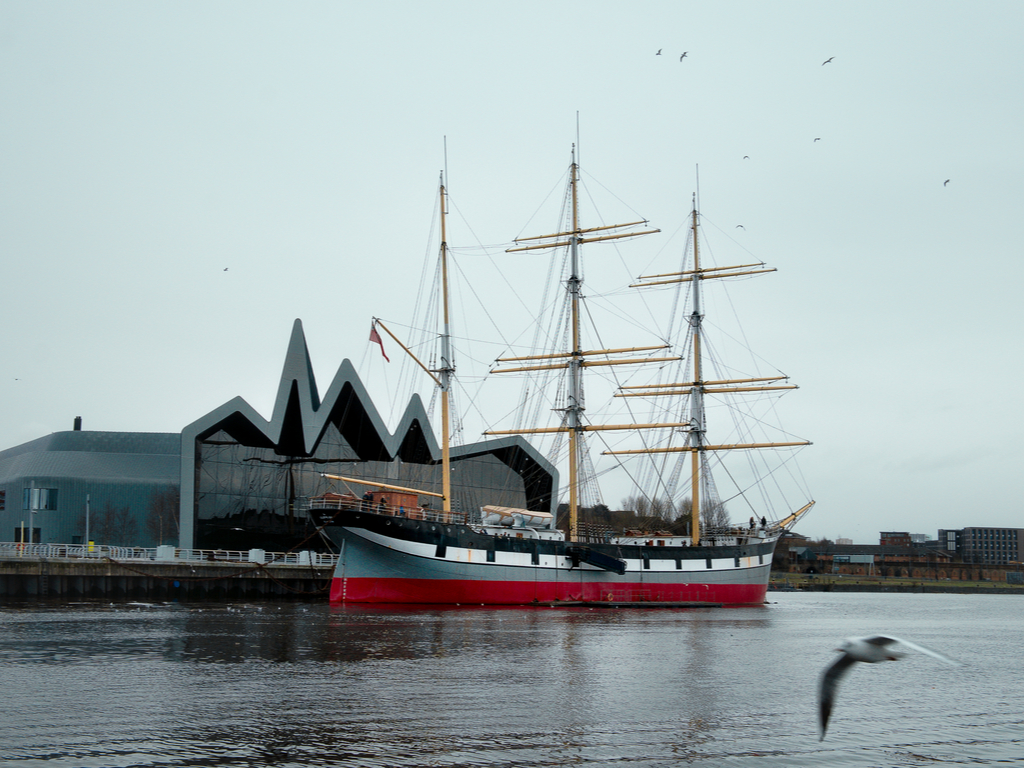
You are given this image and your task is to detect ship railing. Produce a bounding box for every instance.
[305,498,466,525]
[701,524,771,545]
[0,541,338,567]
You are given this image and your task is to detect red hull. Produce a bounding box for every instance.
[331,576,767,606]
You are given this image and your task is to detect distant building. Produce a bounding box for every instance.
[937,528,962,555]
[880,531,911,547]
[951,527,1024,565]
[787,541,954,576]
[836,537,853,545]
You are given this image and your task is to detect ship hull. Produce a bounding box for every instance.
[323,510,776,606]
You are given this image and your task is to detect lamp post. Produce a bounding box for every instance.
[28,483,39,547]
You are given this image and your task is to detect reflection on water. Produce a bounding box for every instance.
[0,595,1022,767]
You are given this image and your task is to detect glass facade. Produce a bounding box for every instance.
[194,422,538,551]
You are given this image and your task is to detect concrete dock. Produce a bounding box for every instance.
[0,543,336,601]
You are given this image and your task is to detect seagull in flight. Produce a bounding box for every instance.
[944,179,950,186]
[743,155,750,159]
[680,52,688,60]
[656,49,662,55]
[736,225,745,229]
[814,137,821,142]
[819,635,958,740]
[822,57,834,65]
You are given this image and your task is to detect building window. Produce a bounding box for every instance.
[23,488,58,511]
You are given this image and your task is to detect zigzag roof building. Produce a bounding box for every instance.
[182,319,556,552]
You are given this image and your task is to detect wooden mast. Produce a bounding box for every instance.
[369,175,455,521]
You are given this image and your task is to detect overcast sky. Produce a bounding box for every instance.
[3,1,1023,544]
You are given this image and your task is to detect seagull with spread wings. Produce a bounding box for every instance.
[818,635,958,740]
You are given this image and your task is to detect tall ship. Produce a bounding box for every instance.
[314,150,814,605]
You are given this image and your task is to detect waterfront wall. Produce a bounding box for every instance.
[787,562,1020,583]
[0,552,335,602]
[0,560,333,601]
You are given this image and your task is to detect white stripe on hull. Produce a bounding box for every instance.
[335,526,773,587]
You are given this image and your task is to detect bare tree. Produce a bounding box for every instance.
[701,498,731,532]
[95,501,138,546]
[620,494,676,522]
[146,486,180,545]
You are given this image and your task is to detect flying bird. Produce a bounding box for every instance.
[223,267,229,271]
[814,137,821,142]
[656,49,662,55]
[736,225,745,229]
[818,635,958,740]
[743,155,750,159]
[680,52,688,60]
[944,179,950,186]
[822,57,834,65]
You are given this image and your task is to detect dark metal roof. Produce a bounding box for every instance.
[0,431,180,484]
[181,320,555,478]
[0,431,179,461]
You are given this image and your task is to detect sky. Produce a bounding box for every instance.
[2,1,1023,544]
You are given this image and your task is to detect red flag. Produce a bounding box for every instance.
[369,324,390,362]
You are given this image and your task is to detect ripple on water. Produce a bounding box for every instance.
[1,595,1023,767]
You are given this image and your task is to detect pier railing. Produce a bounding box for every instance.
[0,542,338,567]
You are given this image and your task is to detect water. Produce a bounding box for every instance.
[1,593,1022,767]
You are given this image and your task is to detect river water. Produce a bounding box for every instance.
[1,592,1021,767]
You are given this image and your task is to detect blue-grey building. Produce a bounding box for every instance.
[0,429,179,546]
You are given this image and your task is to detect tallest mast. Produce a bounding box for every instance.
[687,200,704,545]
[489,148,661,541]
[566,148,583,540]
[438,174,453,518]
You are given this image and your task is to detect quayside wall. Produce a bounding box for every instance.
[0,543,336,602]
